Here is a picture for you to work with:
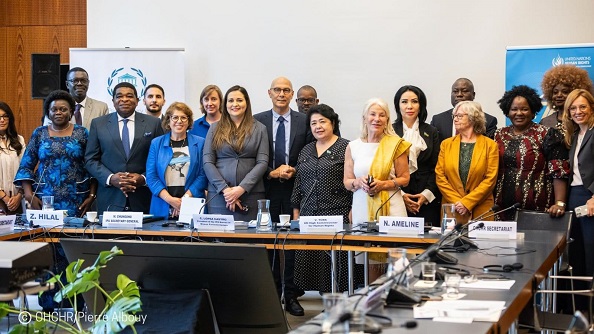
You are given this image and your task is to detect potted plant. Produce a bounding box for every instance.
[0,246,142,334]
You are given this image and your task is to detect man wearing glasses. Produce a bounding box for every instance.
[430,78,498,143]
[295,85,319,114]
[44,67,109,129]
[254,77,313,316]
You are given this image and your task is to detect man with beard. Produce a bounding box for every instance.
[143,84,167,120]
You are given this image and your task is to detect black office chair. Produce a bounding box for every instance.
[515,209,574,313]
[523,276,593,333]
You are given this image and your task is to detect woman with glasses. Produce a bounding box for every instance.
[146,102,208,218]
[435,101,498,223]
[0,101,25,214]
[494,85,569,220]
[15,90,97,217]
[564,89,594,276]
[203,85,269,220]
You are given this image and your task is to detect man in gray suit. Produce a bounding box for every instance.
[254,77,313,316]
[85,82,164,214]
[44,67,109,128]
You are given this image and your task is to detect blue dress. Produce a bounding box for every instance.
[14,125,92,217]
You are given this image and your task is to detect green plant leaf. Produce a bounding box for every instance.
[91,297,143,334]
[65,259,86,282]
[0,302,12,318]
[117,275,140,298]
[93,247,123,268]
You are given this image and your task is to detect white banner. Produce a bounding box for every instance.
[69,48,185,114]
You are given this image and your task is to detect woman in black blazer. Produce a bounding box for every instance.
[563,89,594,277]
[392,85,441,225]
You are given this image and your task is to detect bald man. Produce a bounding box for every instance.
[254,77,313,316]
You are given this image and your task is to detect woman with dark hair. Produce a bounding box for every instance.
[15,90,97,217]
[291,104,361,292]
[189,84,224,138]
[203,85,268,220]
[146,102,208,218]
[0,101,25,214]
[392,85,441,225]
[494,85,569,220]
[540,64,594,129]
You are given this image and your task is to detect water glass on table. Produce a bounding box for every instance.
[42,196,54,211]
[445,274,462,298]
[321,293,348,333]
[421,261,437,283]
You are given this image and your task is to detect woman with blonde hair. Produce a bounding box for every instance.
[435,101,499,223]
[344,98,411,225]
[563,89,594,276]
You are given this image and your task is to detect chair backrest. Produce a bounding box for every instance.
[515,209,572,237]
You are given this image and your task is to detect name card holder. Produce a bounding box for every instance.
[468,221,517,239]
[299,216,343,233]
[0,215,16,233]
[178,197,206,224]
[27,210,64,228]
[378,216,424,235]
[192,214,235,231]
[103,212,143,229]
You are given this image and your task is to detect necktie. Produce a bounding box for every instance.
[122,119,130,158]
[275,116,286,168]
[74,104,82,125]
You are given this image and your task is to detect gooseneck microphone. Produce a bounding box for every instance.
[198,191,221,215]
[472,203,521,222]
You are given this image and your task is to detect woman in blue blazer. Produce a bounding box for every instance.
[146,102,208,218]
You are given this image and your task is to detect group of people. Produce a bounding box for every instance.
[2,64,594,315]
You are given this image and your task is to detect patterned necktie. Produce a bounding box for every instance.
[121,119,130,158]
[275,116,286,168]
[74,104,82,125]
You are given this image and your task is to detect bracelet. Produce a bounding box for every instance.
[88,193,96,199]
[392,180,399,189]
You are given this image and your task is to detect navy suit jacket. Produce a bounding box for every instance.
[253,109,313,198]
[430,108,498,143]
[85,112,164,213]
[569,128,594,194]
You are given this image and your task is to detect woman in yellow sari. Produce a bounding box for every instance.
[344,98,411,224]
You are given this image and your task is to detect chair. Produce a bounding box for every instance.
[522,275,593,333]
[515,209,574,313]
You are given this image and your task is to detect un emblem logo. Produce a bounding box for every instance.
[107,67,148,97]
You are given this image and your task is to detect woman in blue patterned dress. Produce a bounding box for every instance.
[15,90,97,217]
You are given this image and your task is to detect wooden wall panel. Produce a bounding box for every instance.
[1,0,86,141]
[1,0,86,27]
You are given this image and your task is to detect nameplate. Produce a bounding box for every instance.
[299,216,343,233]
[178,197,206,224]
[468,221,517,239]
[27,210,64,227]
[378,216,424,235]
[0,215,15,232]
[192,214,234,231]
[103,212,143,229]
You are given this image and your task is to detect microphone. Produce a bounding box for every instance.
[198,191,220,215]
[398,320,418,329]
[25,165,48,210]
[471,203,520,222]
[472,204,499,221]
[354,184,401,232]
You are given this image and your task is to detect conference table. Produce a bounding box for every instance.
[290,229,566,334]
[3,222,441,293]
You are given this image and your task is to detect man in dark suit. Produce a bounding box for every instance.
[43,67,109,128]
[254,76,313,316]
[85,82,164,214]
[430,78,498,143]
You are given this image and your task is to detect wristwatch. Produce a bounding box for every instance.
[555,201,566,208]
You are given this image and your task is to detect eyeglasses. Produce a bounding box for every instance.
[569,104,591,113]
[49,107,71,113]
[67,79,89,85]
[0,115,9,120]
[171,115,189,123]
[452,113,467,119]
[297,98,316,104]
[271,87,292,95]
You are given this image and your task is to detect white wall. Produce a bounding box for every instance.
[87,0,594,140]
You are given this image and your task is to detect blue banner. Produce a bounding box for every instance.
[505,44,594,123]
